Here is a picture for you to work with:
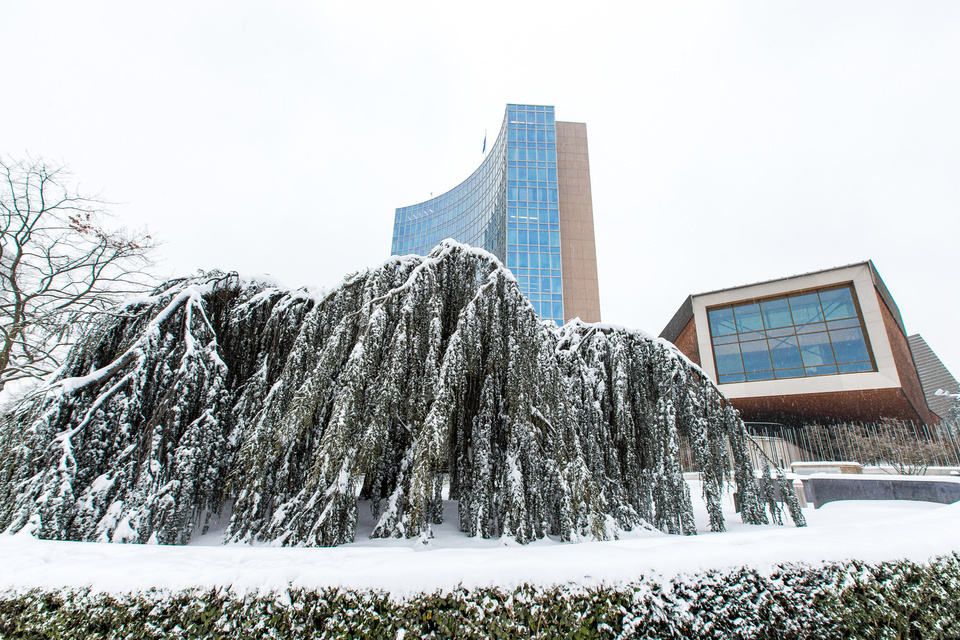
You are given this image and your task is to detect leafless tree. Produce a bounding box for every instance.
[0,155,157,391]
[847,419,945,475]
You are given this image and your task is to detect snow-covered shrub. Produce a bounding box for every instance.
[2,554,958,639]
[0,241,794,547]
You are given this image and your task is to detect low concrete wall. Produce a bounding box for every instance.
[802,474,960,508]
[791,461,862,475]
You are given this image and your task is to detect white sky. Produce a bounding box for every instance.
[3,1,959,375]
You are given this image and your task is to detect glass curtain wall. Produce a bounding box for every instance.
[707,284,876,384]
[392,104,565,325]
[503,105,563,324]
[391,116,507,259]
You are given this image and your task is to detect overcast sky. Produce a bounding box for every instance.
[3,1,959,375]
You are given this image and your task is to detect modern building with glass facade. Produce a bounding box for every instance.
[391,104,601,325]
[660,261,938,425]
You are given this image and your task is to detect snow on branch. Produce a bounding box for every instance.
[0,245,791,547]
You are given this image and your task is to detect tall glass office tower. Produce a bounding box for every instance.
[392,104,601,325]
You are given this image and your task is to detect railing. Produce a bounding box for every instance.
[680,419,960,474]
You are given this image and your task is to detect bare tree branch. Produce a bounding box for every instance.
[0,155,158,390]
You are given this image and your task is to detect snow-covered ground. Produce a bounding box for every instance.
[1,480,957,598]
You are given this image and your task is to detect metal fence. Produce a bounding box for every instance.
[745,420,960,471]
[680,420,960,473]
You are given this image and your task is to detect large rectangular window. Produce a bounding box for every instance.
[707,284,875,384]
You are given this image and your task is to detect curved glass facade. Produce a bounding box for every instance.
[392,104,564,324]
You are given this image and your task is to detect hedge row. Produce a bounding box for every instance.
[1,554,958,639]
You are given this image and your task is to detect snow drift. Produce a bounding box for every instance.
[0,241,795,547]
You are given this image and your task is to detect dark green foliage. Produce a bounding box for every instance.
[1,555,958,639]
[0,241,789,547]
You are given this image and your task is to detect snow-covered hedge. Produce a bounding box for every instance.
[0,241,802,548]
[1,554,957,639]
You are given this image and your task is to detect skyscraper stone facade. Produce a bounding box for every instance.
[391,104,601,324]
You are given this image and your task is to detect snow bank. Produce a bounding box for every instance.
[1,483,955,598]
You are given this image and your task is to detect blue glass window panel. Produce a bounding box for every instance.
[539,209,548,223]
[767,327,794,338]
[713,334,739,345]
[537,149,547,161]
[527,148,537,161]
[830,327,870,363]
[517,275,528,290]
[550,231,560,246]
[790,293,823,325]
[539,276,550,293]
[528,277,539,293]
[797,322,827,334]
[547,149,556,162]
[538,188,547,202]
[518,229,528,244]
[740,340,772,373]
[761,298,792,329]
[719,373,746,384]
[517,253,528,268]
[768,336,802,369]
[546,112,555,125]
[806,365,839,376]
[507,229,517,244]
[541,253,552,270]
[508,187,518,200]
[734,304,763,333]
[715,343,744,375]
[838,362,872,373]
[552,278,563,294]
[798,332,835,367]
[537,230,548,245]
[508,166,516,180]
[827,318,860,330]
[746,371,775,381]
[820,288,857,320]
[709,308,737,336]
[548,168,557,182]
[546,131,555,143]
[774,368,805,379]
[508,147,517,160]
[550,254,561,269]
[528,253,539,268]
[519,166,528,180]
[548,189,558,203]
[530,300,540,315]
[549,210,559,224]
[538,168,547,181]
[536,130,546,143]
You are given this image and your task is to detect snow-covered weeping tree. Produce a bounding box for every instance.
[0,241,796,547]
